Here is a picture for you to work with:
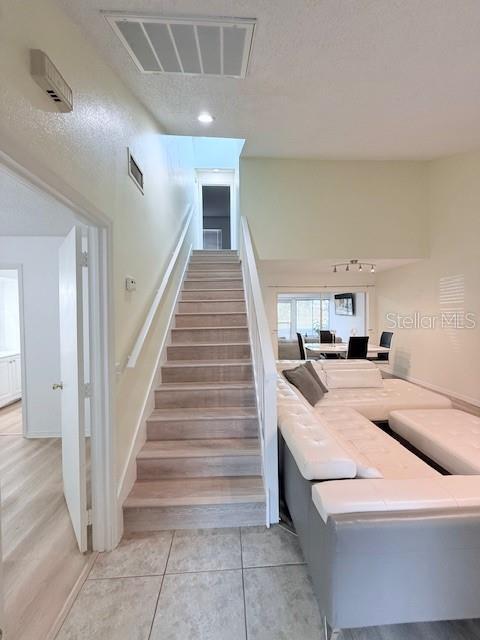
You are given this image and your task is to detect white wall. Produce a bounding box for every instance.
[376,151,480,405]
[0,1,197,476]
[240,157,429,260]
[0,237,65,436]
[0,270,20,352]
[192,137,244,170]
[328,292,366,339]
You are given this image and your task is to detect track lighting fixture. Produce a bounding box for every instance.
[332,259,377,274]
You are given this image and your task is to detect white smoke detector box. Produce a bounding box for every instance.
[30,49,73,113]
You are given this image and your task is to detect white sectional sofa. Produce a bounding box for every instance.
[389,408,480,474]
[277,360,480,638]
[278,359,452,421]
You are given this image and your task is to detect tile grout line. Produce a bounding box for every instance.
[239,527,249,640]
[147,530,175,640]
[53,551,99,638]
[86,561,307,581]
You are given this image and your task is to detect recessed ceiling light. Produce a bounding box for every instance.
[198,112,214,124]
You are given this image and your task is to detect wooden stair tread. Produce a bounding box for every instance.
[179,299,246,303]
[172,325,249,331]
[162,359,252,368]
[169,341,250,347]
[183,289,244,293]
[186,277,242,281]
[175,312,246,316]
[125,477,265,508]
[156,382,254,391]
[139,439,260,459]
[148,408,258,421]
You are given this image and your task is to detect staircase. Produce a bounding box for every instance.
[123,250,266,532]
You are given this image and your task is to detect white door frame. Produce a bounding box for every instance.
[0,264,27,433]
[196,170,237,250]
[0,150,117,551]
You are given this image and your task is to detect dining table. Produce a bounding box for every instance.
[306,342,390,356]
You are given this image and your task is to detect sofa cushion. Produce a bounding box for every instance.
[312,379,452,422]
[325,368,383,389]
[389,409,480,475]
[311,476,480,523]
[314,406,439,480]
[283,364,325,406]
[304,361,329,393]
[278,404,357,480]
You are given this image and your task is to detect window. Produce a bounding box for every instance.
[277,301,292,340]
[277,295,330,340]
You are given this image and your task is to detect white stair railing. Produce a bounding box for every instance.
[126,207,194,370]
[240,216,279,526]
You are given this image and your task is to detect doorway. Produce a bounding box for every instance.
[202,185,231,249]
[0,157,115,638]
[0,269,22,431]
[197,170,236,250]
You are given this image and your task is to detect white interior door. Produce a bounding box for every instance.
[0,488,4,640]
[58,226,88,552]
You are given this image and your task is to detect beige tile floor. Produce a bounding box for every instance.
[56,525,480,640]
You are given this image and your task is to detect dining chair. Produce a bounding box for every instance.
[320,330,333,343]
[297,333,324,361]
[319,330,340,359]
[346,336,369,359]
[368,331,393,362]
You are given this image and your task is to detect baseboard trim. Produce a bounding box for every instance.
[46,552,98,640]
[116,243,193,537]
[381,365,480,412]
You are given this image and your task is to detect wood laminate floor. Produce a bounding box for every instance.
[0,427,91,640]
[0,401,23,435]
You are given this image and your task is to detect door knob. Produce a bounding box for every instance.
[52,382,64,390]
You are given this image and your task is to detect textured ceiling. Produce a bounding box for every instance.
[57,0,480,159]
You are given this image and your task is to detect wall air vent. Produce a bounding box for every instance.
[128,148,144,194]
[104,14,256,78]
[30,49,73,112]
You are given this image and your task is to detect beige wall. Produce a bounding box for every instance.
[376,152,480,404]
[240,157,428,260]
[0,1,196,479]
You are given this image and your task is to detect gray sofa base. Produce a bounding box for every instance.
[280,438,480,631]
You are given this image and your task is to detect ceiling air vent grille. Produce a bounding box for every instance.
[104,14,256,78]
